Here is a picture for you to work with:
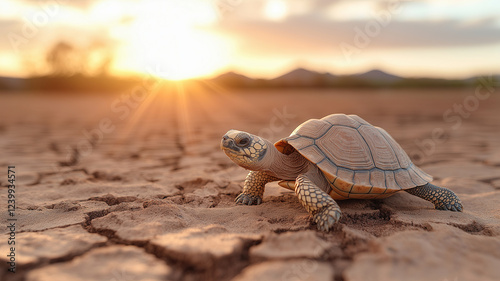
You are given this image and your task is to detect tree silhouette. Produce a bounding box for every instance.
[45,40,114,77]
[45,42,81,76]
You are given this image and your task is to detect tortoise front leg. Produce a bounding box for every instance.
[295,174,341,232]
[235,171,279,205]
[406,183,463,212]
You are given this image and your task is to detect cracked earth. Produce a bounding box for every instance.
[1,88,499,281]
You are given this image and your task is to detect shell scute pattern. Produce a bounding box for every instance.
[384,170,400,190]
[408,168,431,186]
[295,136,315,149]
[335,168,355,191]
[369,168,386,189]
[377,127,412,168]
[298,145,325,164]
[278,114,432,198]
[291,119,331,137]
[395,169,415,188]
[370,185,388,194]
[321,114,362,128]
[350,171,370,194]
[329,180,350,198]
[316,126,375,170]
[358,125,400,170]
[348,115,370,125]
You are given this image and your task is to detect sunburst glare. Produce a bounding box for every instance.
[112,0,230,80]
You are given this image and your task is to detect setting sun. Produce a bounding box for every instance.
[264,0,288,21]
[0,0,499,80]
[110,0,230,80]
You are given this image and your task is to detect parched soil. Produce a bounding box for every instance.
[1,87,499,281]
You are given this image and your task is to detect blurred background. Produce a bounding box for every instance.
[1,0,499,90]
[1,2,500,281]
[0,0,499,168]
[1,0,500,175]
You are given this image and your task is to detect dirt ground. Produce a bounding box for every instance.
[1,86,499,281]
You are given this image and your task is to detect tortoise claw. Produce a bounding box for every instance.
[313,205,341,232]
[435,201,463,212]
[235,193,262,206]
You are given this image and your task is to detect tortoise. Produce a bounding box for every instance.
[221,114,463,231]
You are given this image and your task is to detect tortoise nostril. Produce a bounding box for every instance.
[221,137,235,149]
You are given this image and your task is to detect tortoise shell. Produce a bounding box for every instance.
[275,114,432,200]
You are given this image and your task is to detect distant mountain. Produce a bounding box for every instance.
[0,75,140,93]
[207,68,495,88]
[354,69,402,83]
[271,68,336,87]
[465,74,500,85]
[1,70,498,92]
[211,71,254,87]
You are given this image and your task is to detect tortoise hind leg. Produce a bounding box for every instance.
[406,183,463,212]
[295,174,341,231]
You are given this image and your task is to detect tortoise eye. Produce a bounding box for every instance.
[237,137,250,147]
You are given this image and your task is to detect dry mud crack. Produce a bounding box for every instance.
[1,90,499,281]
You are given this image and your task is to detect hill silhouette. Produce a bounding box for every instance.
[0,68,498,93]
[208,68,489,88]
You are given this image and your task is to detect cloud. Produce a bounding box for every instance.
[0,20,26,51]
[213,15,500,57]
[19,0,98,10]
[0,16,114,55]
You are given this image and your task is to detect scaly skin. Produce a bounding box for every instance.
[295,174,341,231]
[223,129,464,233]
[235,171,279,205]
[406,183,463,212]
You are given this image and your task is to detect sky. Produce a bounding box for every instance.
[0,0,499,80]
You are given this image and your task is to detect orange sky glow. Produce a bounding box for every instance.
[1,0,500,80]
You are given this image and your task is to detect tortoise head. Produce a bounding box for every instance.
[221,130,269,170]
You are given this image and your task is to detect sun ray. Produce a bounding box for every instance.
[198,80,262,120]
[115,79,167,143]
